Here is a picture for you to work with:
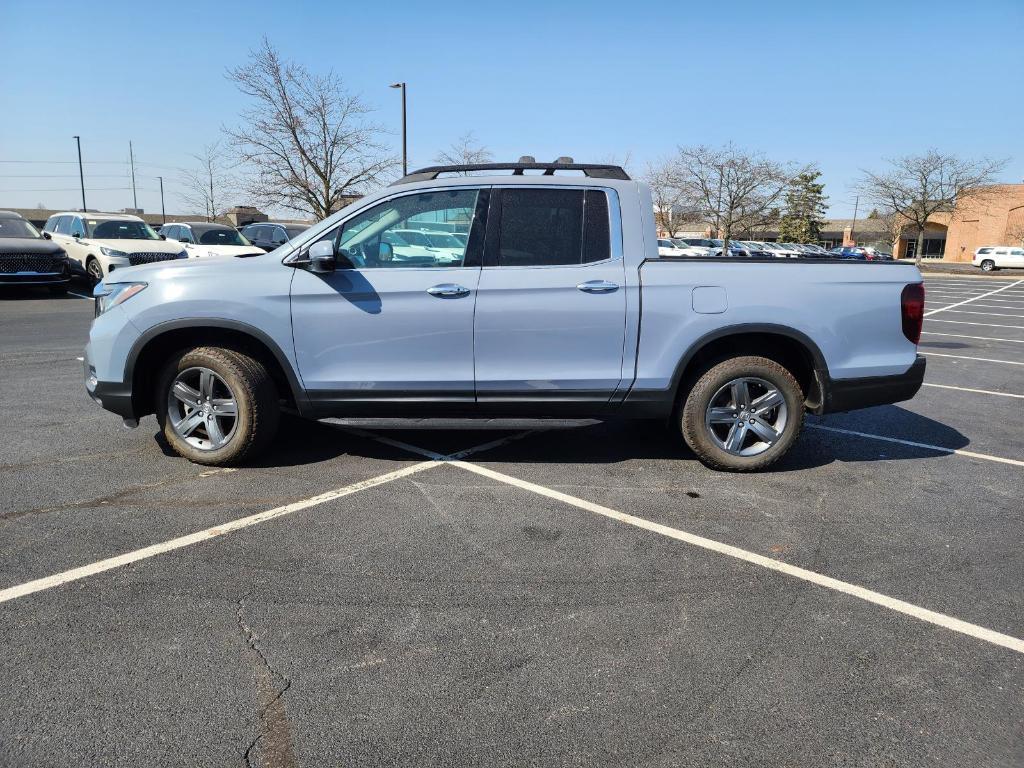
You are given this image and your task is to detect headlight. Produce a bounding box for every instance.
[93,281,147,316]
[100,246,127,258]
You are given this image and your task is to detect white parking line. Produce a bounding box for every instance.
[922,331,1024,344]
[921,352,1024,366]
[921,382,1024,399]
[0,460,439,605]
[927,319,1024,330]
[449,459,1024,655]
[924,280,1024,317]
[806,423,1024,468]
[940,310,1024,319]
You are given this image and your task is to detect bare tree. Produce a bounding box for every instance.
[179,141,236,222]
[857,150,1007,265]
[433,132,493,167]
[225,38,396,220]
[645,159,690,237]
[673,144,796,249]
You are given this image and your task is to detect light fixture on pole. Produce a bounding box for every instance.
[389,82,407,176]
[73,136,86,211]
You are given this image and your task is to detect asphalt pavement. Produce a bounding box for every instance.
[0,276,1021,767]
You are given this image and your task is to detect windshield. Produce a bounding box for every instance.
[425,233,461,248]
[198,228,249,246]
[0,218,41,239]
[398,230,431,247]
[87,219,160,240]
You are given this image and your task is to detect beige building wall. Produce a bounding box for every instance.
[943,184,1024,262]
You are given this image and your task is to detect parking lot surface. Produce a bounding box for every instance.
[1,276,1022,767]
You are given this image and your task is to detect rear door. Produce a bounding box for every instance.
[473,186,627,404]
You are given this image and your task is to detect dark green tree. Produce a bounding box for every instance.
[777,170,827,243]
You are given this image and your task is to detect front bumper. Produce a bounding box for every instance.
[819,355,926,414]
[83,349,136,420]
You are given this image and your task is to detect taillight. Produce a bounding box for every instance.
[901,283,925,344]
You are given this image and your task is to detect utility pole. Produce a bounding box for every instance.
[850,194,859,246]
[157,176,166,224]
[389,82,407,175]
[73,136,86,211]
[209,171,214,222]
[129,141,138,209]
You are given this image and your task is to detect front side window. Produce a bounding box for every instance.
[69,217,86,237]
[329,189,481,268]
[494,188,610,267]
[54,216,73,235]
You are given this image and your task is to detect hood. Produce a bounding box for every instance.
[0,238,66,256]
[105,249,272,282]
[87,238,186,254]
[187,244,267,257]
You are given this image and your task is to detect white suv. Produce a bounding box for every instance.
[973,246,1024,271]
[43,212,186,282]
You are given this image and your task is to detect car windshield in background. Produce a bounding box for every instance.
[87,219,160,240]
[199,229,248,246]
[0,219,41,238]
[425,233,461,248]
[400,231,431,247]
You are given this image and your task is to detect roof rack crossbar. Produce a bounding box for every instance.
[392,162,631,185]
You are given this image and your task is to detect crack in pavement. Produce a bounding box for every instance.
[237,592,298,768]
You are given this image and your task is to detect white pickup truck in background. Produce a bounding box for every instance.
[84,160,926,471]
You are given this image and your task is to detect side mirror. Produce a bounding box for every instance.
[73,232,84,239]
[378,242,394,262]
[159,234,167,240]
[307,240,336,273]
[42,231,52,240]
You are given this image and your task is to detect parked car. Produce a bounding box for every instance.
[0,210,74,293]
[671,238,715,256]
[710,239,754,257]
[159,222,265,259]
[83,160,925,472]
[739,241,786,258]
[391,229,464,263]
[238,222,310,253]
[973,246,1024,271]
[657,239,711,257]
[829,246,869,260]
[42,212,187,283]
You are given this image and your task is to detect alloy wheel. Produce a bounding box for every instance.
[166,366,238,451]
[704,376,788,457]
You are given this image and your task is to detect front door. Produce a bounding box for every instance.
[290,187,487,407]
[473,186,628,404]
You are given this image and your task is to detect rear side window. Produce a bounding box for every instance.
[494,188,610,267]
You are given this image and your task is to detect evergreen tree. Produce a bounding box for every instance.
[777,170,827,243]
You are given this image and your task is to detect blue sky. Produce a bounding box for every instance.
[2,0,1022,218]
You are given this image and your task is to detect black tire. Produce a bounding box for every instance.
[980,259,996,272]
[680,355,804,472]
[155,346,279,466]
[86,258,104,284]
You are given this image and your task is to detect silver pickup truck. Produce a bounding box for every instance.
[84,161,926,471]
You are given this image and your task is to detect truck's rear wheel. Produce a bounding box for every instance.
[156,346,279,466]
[681,356,804,472]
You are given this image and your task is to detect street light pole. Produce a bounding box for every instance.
[389,82,407,176]
[157,176,166,224]
[129,140,138,209]
[73,135,86,211]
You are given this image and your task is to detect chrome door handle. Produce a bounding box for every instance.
[426,283,470,298]
[576,280,619,293]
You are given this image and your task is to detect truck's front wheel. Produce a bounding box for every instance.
[681,356,804,472]
[156,346,279,466]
